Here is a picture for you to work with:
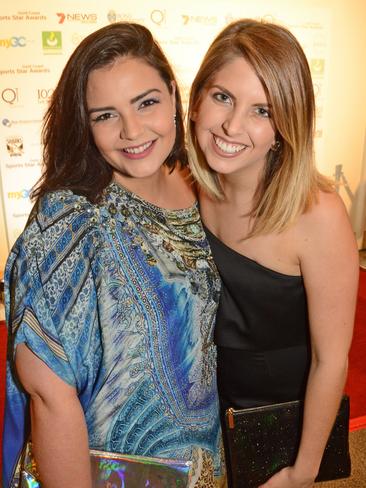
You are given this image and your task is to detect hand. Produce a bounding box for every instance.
[258,466,315,488]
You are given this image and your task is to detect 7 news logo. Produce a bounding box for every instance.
[56,12,97,24]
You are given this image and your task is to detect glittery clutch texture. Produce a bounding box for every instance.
[224,395,351,487]
[20,443,192,487]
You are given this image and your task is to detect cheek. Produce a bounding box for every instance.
[195,101,224,132]
[253,125,275,146]
[194,111,211,134]
[156,115,175,138]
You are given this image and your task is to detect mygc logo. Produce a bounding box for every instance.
[0,36,26,48]
[6,136,24,156]
[56,12,97,24]
[1,88,19,104]
[42,31,62,51]
[8,189,31,199]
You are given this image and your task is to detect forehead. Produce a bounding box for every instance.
[205,56,268,103]
[86,56,168,98]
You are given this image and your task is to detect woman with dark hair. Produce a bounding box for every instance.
[3,22,224,488]
[188,19,358,488]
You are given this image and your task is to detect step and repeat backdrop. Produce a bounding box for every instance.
[1,0,366,269]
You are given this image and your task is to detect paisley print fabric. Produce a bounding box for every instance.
[2,182,223,487]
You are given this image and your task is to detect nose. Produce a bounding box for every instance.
[222,110,245,137]
[120,113,143,140]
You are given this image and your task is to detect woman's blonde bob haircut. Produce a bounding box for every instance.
[188,19,332,237]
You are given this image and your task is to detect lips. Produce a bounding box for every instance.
[123,140,153,155]
[213,134,247,155]
[121,140,156,159]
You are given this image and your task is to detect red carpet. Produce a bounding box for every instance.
[0,268,365,467]
[346,268,366,429]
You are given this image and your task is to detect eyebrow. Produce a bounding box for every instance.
[131,88,162,104]
[88,88,162,114]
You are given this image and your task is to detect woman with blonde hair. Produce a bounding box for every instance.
[188,18,358,488]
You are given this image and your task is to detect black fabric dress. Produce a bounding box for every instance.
[204,226,311,413]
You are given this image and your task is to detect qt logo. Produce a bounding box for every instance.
[1,88,19,104]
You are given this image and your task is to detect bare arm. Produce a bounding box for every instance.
[260,192,359,488]
[15,343,92,488]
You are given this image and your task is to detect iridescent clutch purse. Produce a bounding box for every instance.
[224,395,351,488]
[20,443,192,487]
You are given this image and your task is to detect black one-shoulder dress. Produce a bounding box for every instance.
[204,226,311,413]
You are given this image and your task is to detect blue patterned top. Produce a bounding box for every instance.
[3,182,223,487]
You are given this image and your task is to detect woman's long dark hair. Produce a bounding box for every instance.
[32,22,187,202]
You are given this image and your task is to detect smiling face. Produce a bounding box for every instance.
[193,56,276,180]
[86,56,176,186]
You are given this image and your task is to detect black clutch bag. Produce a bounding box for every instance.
[224,395,351,487]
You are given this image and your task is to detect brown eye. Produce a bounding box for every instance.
[92,112,115,123]
[139,98,160,109]
[213,92,232,104]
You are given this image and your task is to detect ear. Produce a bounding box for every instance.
[190,110,197,122]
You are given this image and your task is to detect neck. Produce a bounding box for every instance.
[113,166,168,205]
[219,168,261,207]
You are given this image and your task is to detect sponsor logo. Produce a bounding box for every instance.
[56,12,97,24]
[42,31,62,51]
[6,11,47,21]
[37,88,53,103]
[310,59,325,76]
[5,160,40,169]
[1,88,19,105]
[313,83,321,97]
[181,15,217,26]
[71,33,84,45]
[7,188,31,199]
[6,136,24,156]
[0,36,26,48]
[2,118,42,127]
[106,10,144,24]
[56,12,65,23]
[2,118,12,127]
[150,10,166,26]
[1,65,50,76]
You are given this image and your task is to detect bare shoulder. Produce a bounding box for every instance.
[298,190,352,237]
[296,189,358,263]
[305,190,348,223]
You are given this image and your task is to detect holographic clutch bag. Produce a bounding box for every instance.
[224,395,351,488]
[20,443,192,487]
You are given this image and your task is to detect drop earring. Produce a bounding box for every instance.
[173,114,177,127]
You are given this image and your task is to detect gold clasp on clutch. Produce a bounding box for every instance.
[227,408,235,429]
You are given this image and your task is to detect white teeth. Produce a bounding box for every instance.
[214,135,246,154]
[123,141,153,154]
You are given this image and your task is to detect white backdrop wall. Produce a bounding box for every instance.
[1,0,366,273]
